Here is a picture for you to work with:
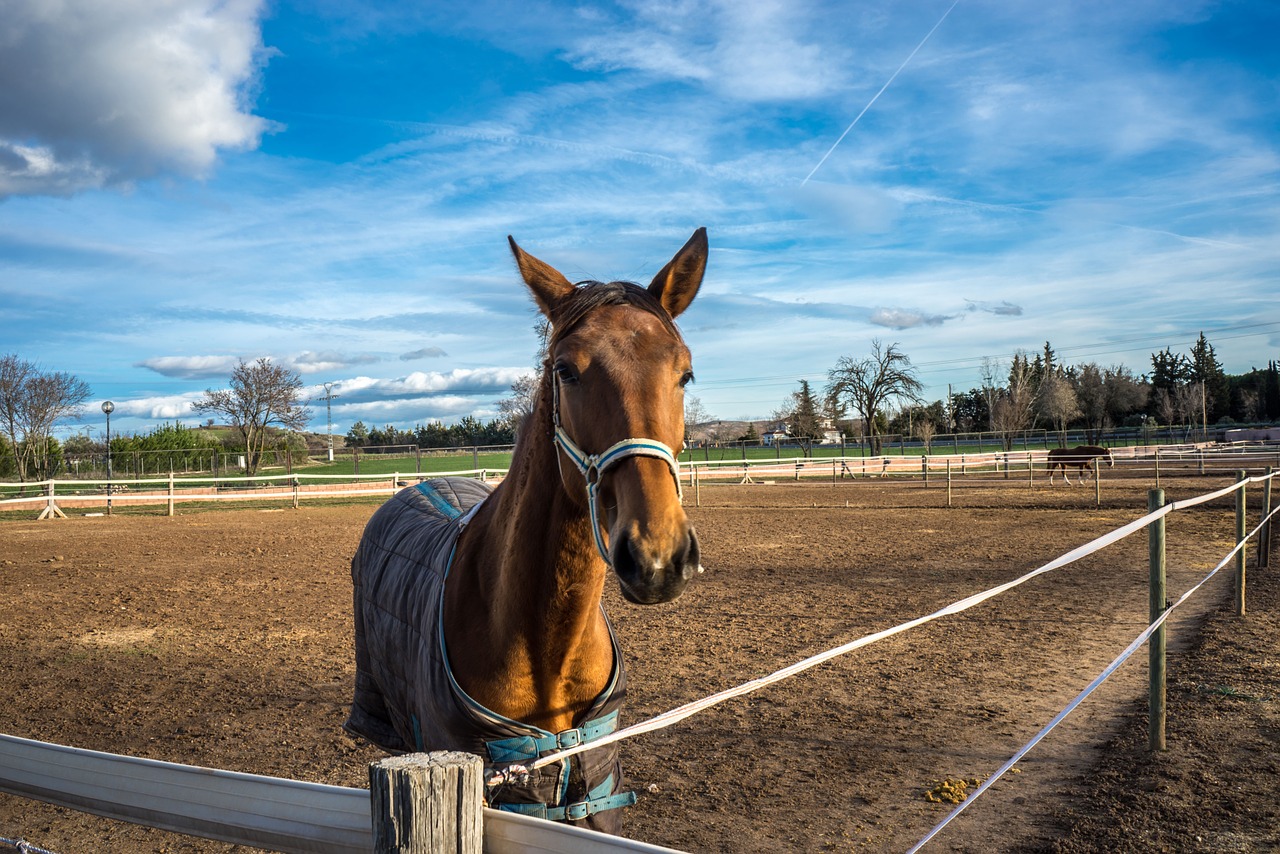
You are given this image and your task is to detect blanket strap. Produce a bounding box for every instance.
[495,774,637,822]
[485,709,620,763]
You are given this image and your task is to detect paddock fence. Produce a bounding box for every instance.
[7,442,1280,519]
[0,469,1275,852]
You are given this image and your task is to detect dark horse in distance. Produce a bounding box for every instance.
[346,230,707,832]
[1046,445,1114,485]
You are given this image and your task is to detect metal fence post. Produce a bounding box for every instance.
[1148,489,1166,752]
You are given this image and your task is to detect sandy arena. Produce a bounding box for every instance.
[1,475,1276,852]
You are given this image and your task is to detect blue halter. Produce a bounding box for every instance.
[551,377,683,566]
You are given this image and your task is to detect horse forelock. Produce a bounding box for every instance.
[548,280,683,349]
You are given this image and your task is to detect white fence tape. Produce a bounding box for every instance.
[534,471,1277,771]
[908,494,1280,852]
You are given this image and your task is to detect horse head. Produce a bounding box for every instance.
[509,229,707,604]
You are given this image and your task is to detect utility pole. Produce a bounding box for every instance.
[321,382,340,462]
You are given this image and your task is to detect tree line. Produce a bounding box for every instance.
[763,333,1279,454]
[5,331,1278,480]
[343,416,515,451]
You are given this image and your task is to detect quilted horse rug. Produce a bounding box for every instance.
[345,477,635,832]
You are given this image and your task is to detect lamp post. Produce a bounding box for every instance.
[101,401,114,515]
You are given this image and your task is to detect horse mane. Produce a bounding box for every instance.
[510,281,686,454]
[549,281,683,347]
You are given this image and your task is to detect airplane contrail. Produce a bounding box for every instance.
[802,0,961,186]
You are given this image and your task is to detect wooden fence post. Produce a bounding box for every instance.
[694,464,701,507]
[946,459,952,508]
[1236,471,1247,616]
[168,471,175,517]
[1027,452,1033,486]
[1154,449,1161,489]
[1148,489,1167,752]
[1094,463,1102,508]
[1261,467,1272,569]
[37,480,67,520]
[369,752,482,854]
[922,455,929,487]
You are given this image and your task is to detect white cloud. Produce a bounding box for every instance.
[136,355,243,379]
[0,0,271,197]
[286,351,381,374]
[314,368,529,405]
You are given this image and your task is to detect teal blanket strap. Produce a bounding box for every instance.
[485,709,620,764]
[415,482,463,520]
[496,774,637,822]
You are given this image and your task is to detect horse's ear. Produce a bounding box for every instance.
[509,236,575,318]
[648,227,707,319]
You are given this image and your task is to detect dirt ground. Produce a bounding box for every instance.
[0,475,1276,853]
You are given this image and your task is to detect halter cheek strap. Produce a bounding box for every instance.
[552,378,683,567]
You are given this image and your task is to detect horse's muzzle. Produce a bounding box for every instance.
[610,525,701,605]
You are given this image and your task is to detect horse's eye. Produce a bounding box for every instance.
[555,363,578,384]
[680,370,695,388]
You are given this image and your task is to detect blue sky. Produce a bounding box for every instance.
[2,0,1278,440]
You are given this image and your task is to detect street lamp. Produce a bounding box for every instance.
[101,401,114,515]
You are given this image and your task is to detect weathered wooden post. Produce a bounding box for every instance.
[946,459,952,508]
[1148,489,1166,752]
[1027,452,1033,486]
[922,455,929,487]
[694,463,701,507]
[168,471,175,517]
[1236,471,1247,616]
[370,752,482,854]
[1094,462,1102,508]
[1154,449,1161,489]
[293,477,300,510]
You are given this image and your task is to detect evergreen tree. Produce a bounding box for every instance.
[1188,333,1230,422]
[1266,361,1280,420]
[788,379,822,441]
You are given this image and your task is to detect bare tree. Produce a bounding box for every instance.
[1175,383,1205,441]
[497,373,541,436]
[1037,370,1080,445]
[916,418,937,454]
[191,358,311,475]
[0,354,91,480]
[826,340,923,455]
[0,355,33,476]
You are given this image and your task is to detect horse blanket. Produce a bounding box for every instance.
[345,477,635,832]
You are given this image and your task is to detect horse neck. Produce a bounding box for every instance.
[445,378,614,731]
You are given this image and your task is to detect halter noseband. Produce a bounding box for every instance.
[551,376,683,567]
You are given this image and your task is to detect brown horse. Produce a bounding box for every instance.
[1046,445,1113,485]
[346,229,707,831]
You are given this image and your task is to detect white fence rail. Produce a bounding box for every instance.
[0,733,679,854]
